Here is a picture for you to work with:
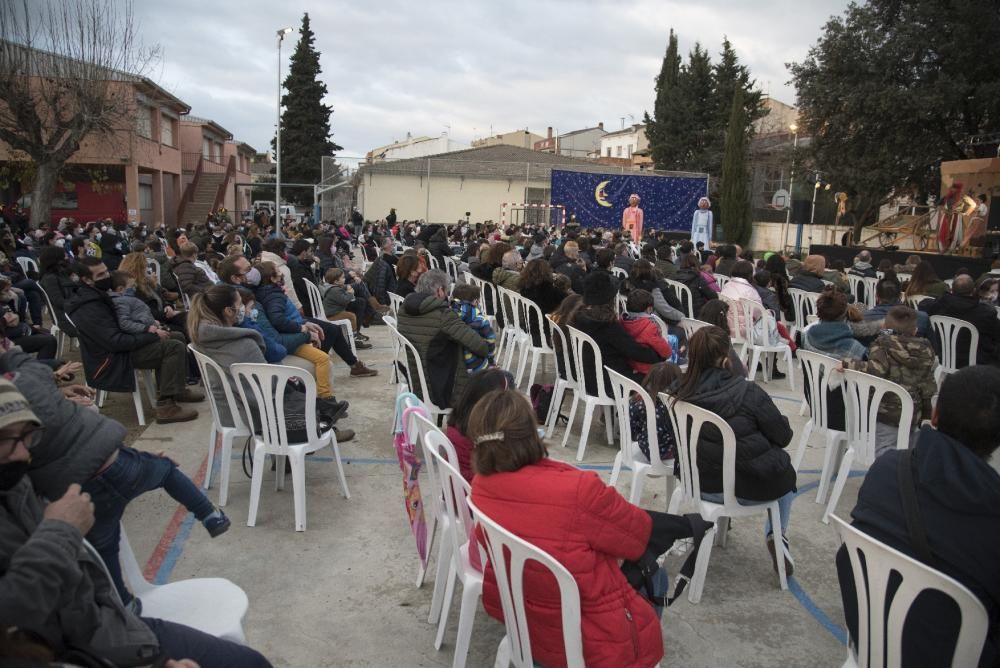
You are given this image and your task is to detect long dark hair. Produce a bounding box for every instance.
[670,326,732,405]
[448,368,514,435]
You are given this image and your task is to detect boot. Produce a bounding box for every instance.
[156,399,198,424]
[350,361,378,377]
[367,295,388,314]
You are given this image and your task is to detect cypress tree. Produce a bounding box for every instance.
[720,89,751,245]
[644,29,681,170]
[273,13,341,206]
[709,38,764,176]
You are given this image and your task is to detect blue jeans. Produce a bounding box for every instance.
[84,447,215,601]
[143,617,272,667]
[700,490,794,537]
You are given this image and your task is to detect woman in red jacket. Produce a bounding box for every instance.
[445,368,515,482]
[469,389,663,668]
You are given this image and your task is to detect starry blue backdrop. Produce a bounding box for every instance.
[550,169,707,231]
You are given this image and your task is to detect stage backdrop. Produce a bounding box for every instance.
[550,169,707,231]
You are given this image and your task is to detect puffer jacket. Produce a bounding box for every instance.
[472,458,660,668]
[0,477,160,664]
[0,348,124,500]
[571,312,664,394]
[845,333,938,425]
[240,305,288,363]
[192,322,268,427]
[260,250,301,309]
[170,257,214,296]
[789,271,825,293]
[110,293,156,334]
[620,312,671,374]
[397,292,490,408]
[679,367,796,501]
[255,283,309,352]
[720,277,763,339]
[319,283,353,317]
[491,267,520,292]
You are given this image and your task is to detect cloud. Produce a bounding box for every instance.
[133,0,850,163]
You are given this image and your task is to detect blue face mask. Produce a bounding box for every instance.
[124,287,136,297]
[249,307,259,323]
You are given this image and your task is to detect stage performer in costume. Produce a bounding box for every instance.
[622,193,643,240]
[961,194,989,255]
[691,197,713,247]
[938,181,964,252]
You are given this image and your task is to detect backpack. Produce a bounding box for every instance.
[529,383,554,422]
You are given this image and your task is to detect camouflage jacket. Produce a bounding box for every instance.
[845,332,938,426]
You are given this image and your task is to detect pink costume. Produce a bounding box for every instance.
[622,194,643,240]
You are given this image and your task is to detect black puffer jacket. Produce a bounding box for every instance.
[674,267,718,318]
[789,271,826,293]
[570,312,664,395]
[680,367,795,501]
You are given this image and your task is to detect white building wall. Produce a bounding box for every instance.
[599,128,644,159]
[359,173,551,224]
[380,136,468,161]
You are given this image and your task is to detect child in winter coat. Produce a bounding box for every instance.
[450,283,496,372]
[628,361,682,463]
[236,288,287,363]
[843,305,938,457]
[109,271,163,335]
[619,289,672,375]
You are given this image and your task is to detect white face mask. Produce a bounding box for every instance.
[245,267,261,286]
[54,238,65,248]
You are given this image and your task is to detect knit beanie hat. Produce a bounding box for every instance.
[0,379,40,431]
[583,271,617,306]
[803,254,827,275]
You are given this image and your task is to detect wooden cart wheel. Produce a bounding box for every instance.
[878,231,897,248]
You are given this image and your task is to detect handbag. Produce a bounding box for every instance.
[620,510,712,608]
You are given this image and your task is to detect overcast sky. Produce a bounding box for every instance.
[134,0,850,165]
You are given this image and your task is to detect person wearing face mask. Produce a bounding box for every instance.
[37,246,79,338]
[0,386,273,667]
[65,257,203,424]
[99,219,128,270]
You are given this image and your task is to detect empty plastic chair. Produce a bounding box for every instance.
[792,350,847,476]
[832,514,988,667]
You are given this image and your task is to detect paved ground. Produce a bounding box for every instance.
[96,321,874,668]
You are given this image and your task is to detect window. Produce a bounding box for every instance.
[139,183,153,210]
[136,105,152,139]
[627,144,633,158]
[160,115,174,146]
[606,147,612,157]
[616,145,622,157]
[202,138,211,160]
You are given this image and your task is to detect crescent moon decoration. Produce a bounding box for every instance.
[594,180,612,208]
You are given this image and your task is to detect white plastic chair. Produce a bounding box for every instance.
[930,315,978,378]
[679,317,712,341]
[231,363,350,531]
[302,279,356,358]
[94,369,157,427]
[905,294,929,309]
[821,369,914,524]
[611,266,628,281]
[171,272,192,309]
[544,315,579,439]
[561,326,616,460]
[467,499,584,668]
[666,278,695,319]
[428,254,441,271]
[847,274,866,304]
[615,292,628,316]
[386,322,453,425]
[792,350,847,478]
[40,285,71,359]
[788,288,819,340]
[387,291,404,319]
[15,255,38,275]
[862,277,878,309]
[832,514,989,668]
[515,296,554,389]
[606,367,675,506]
[496,286,527,372]
[425,434,482,667]
[117,525,249,643]
[740,298,794,390]
[189,346,251,507]
[713,273,730,291]
[662,396,788,602]
[443,256,461,284]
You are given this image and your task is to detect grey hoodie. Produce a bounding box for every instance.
[193,322,267,427]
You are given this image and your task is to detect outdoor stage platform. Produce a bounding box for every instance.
[809,244,994,279]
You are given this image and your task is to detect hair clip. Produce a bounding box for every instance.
[474,431,504,445]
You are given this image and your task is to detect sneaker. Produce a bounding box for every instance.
[203,510,231,538]
[353,337,373,350]
[316,397,350,422]
[333,427,355,442]
[766,533,795,577]
[175,387,205,403]
[355,332,371,342]
[350,361,378,377]
[771,369,787,380]
[155,399,198,424]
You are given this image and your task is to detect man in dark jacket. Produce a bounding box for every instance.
[397,269,489,408]
[836,365,1000,667]
[287,239,320,317]
[98,220,128,270]
[612,242,635,273]
[170,241,214,297]
[65,257,202,423]
[847,249,878,279]
[788,254,828,292]
[922,274,1000,365]
[0,380,271,667]
[365,238,398,305]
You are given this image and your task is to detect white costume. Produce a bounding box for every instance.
[691,208,713,247]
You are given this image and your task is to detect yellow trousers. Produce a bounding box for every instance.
[293,343,333,399]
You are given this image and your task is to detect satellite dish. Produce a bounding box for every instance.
[772,189,790,208]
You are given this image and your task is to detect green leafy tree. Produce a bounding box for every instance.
[789,0,1000,241]
[720,89,751,245]
[273,13,341,207]
[643,29,680,169]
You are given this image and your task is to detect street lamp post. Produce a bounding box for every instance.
[782,123,799,253]
[275,26,293,235]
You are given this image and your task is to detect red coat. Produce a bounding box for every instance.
[471,459,661,668]
[446,425,475,483]
[620,316,672,375]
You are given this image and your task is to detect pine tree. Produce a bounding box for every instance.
[709,38,764,176]
[643,29,680,170]
[720,89,751,245]
[273,13,341,206]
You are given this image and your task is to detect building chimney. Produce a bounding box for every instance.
[547,127,553,139]
[598,122,604,130]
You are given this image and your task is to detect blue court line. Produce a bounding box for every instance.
[153,448,865,645]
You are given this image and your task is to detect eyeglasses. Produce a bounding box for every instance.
[0,425,43,459]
